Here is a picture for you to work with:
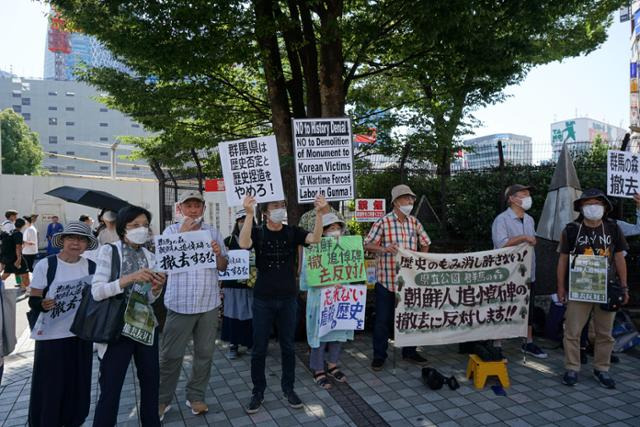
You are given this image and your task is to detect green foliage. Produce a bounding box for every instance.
[0,109,43,175]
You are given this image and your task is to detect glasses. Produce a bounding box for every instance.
[63,235,88,243]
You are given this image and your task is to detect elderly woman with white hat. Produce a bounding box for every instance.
[28,221,99,427]
[300,213,354,389]
[221,209,255,359]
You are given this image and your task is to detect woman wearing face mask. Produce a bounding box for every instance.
[556,189,629,389]
[91,205,166,426]
[300,213,354,389]
[221,209,254,359]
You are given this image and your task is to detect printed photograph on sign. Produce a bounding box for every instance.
[219,135,285,207]
[303,236,366,287]
[292,118,355,203]
[568,254,608,303]
[607,150,640,198]
[394,244,531,347]
[154,230,217,274]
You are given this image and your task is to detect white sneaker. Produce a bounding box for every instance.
[159,403,171,422]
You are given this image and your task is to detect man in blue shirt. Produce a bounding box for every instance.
[46,216,63,255]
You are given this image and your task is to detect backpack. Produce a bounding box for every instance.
[26,255,96,330]
[0,230,13,262]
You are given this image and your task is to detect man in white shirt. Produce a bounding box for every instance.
[22,215,39,272]
[158,192,228,420]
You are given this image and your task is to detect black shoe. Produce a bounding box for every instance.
[580,349,588,365]
[403,353,428,364]
[245,393,263,414]
[562,370,578,386]
[593,370,616,389]
[371,358,385,371]
[284,390,303,409]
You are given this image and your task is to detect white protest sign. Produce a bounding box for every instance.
[394,244,531,346]
[32,275,92,340]
[219,135,285,207]
[318,285,367,338]
[218,249,250,281]
[154,230,216,273]
[292,118,355,203]
[607,150,640,198]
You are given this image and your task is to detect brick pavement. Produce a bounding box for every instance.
[2,326,640,426]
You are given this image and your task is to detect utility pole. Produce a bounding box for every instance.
[110,141,120,179]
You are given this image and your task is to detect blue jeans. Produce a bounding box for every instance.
[251,295,297,395]
[373,283,416,360]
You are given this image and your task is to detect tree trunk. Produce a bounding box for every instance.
[317,0,345,117]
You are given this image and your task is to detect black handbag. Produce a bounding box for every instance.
[600,280,625,312]
[70,244,126,343]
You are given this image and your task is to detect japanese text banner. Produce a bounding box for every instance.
[154,230,216,274]
[304,236,366,287]
[394,244,531,347]
[607,150,639,198]
[318,285,367,337]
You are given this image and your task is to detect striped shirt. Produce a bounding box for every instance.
[162,222,227,314]
[364,211,431,291]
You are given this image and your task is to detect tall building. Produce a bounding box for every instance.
[550,117,627,161]
[0,76,154,178]
[457,133,533,170]
[43,10,129,81]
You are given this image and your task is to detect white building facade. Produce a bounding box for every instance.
[550,117,627,161]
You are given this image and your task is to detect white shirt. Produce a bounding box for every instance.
[30,256,93,341]
[162,222,227,314]
[1,220,14,233]
[22,225,38,255]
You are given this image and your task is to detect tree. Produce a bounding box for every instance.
[0,109,43,175]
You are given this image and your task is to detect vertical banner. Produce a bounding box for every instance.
[303,236,366,287]
[318,285,367,337]
[292,118,354,203]
[219,135,285,207]
[607,150,640,198]
[394,244,531,347]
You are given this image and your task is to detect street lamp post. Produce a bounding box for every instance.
[110,141,120,179]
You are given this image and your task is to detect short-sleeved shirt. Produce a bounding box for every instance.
[491,208,536,282]
[559,220,628,282]
[364,212,431,291]
[251,224,308,298]
[2,230,23,263]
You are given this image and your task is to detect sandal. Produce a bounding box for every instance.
[313,372,332,389]
[327,366,347,383]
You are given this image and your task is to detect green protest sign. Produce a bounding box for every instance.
[304,236,366,287]
[569,254,607,303]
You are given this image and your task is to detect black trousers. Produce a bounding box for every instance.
[29,337,93,427]
[93,334,160,427]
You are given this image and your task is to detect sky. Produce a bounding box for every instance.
[0,1,632,162]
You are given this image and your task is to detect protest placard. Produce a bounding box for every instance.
[355,198,385,222]
[219,135,285,207]
[304,236,366,287]
[154,230,216,274]
[292,118,354,203]
[218,249,250,281]
[394,244,531,346]
[32,275,91,340]
[607,150,640,198]
[569,255,607,303]
[318,285,367,337]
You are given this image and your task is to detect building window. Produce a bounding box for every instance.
[65,121,75,126]
[66,166,75,170]
[48,91,57,96]
[12,105,21,113]
[100,166,109,171]
[66,136,74,141]
[131,124,140,128]
[100,108,108,112]
[48,106,57,111]
[12,91,20,98]
[100,151,109,156]
[22,113,30,120]
[65,107,75,112]
[65,92,75,97]
[49,136,58,144]
[99,123,108,127]
[49,166,58,172]
[66,151,75,155]
[21,97,30,106]
[99,137,109,142]
[49,117,58,125]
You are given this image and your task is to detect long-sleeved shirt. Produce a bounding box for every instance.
[617,209,640,237]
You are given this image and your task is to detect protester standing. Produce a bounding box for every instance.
[46,216,64,256]
[239,193,328,414]
[364,185,430,370]
[22,216,39,273]
[28,221,98,427]
[2,218,30,288]
[221,209,254,359]
[158,192,228,419]
[92,206,166,426]
[557,189,629,389]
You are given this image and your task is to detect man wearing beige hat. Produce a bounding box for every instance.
[364,184,431,370]
[158,191,228,419]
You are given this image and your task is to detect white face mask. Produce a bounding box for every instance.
[582,205,604,221]
[269,208,287,224]
[519,196,532,211]
[398,204,413,215]
[126,226,150,244]
[182,215,203,225]
[325,230,342,238]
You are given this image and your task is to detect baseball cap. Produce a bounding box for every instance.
[504,184,532,199]
[179,191,205,204]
